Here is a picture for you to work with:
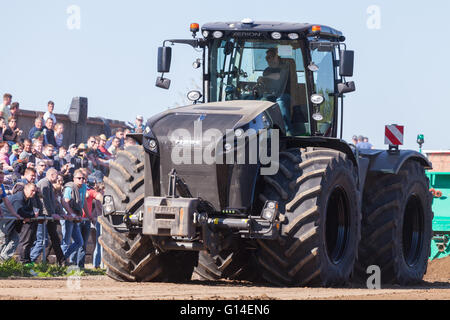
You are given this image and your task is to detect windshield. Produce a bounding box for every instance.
[209,38,311,136]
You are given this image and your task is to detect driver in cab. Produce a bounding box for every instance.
[257,47,292,135]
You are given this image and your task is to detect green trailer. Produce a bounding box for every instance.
[425,150,450,261]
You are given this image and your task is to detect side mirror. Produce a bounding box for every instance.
[337,81,356,95]
[158,46,172,73]
[339,50,354,77]
[155,77,171,89]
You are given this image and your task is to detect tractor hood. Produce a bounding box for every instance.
[149,100,276,132]
[148,100,278,210]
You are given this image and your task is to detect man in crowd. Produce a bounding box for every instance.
[9,102,19,120]
[28,117,44,141]
[87,136,109,174]
[43,118,57,147]
[35,160,47,182]
[0,93,12,123]
[60,169,88,266]
[107,137,121,157]
[98,134,112,159]
[16,183,40,265]
[30,168,66,266]
[105,128,124,149]
[43,101,57,125]
[0,168,24,262]
[3,117,23,144]
[132,115,145,133]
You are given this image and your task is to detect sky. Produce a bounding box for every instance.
[0,0,449,150]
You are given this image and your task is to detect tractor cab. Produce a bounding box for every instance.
[156,20,355,138]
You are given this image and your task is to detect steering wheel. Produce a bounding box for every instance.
[251,80,266,99]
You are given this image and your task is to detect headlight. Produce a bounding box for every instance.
[202,30,209,38]
[103,195,116,216]
[213,31,223,39]
[261,201,278,222]
[288,33,299,40]
[271,32,282,40]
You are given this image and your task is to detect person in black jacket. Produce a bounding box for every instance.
[30,168,66,265]
[42,118,57,147]
[14,183,40,264]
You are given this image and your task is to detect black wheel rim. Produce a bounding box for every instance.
[403,194,424,267]
[325,186,351,265]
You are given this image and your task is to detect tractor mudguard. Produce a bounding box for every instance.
[359,149,432,175]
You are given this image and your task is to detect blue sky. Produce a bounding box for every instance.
[0,1,449,150]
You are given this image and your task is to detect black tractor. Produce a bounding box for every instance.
[99,20,433,286]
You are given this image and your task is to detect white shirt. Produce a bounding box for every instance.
[43,111,57,124]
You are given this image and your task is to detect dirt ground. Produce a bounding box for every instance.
[1,257,450,300]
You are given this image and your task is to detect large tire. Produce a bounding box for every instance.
[355,160,432,285]
[254,147,361,286]
[100,145,197,282]
[193,240,257,281]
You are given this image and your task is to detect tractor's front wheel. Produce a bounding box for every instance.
[100,145,197,282]
[255,148,361,286]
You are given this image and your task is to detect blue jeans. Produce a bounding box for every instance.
[92,221,102,268]
[60,220,83,264]
[30,223,48,262]
[263,93,292,135]
[73,220,91,268]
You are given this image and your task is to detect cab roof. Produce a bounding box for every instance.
[201,21,343,39]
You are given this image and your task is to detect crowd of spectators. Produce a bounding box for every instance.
[351,135,374,150]
[0,92,145,268]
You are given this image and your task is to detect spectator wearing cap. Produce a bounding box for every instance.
[9,143,22,165]
[54,122,64,148]
[43,101,57,125]
[132,115,145,134]
[43,118,57,147]
[28,117,44,141]
[0,93,12,123]
[3,117,23,145]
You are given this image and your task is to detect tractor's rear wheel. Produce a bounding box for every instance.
[100,145,197,282]
[254,148,361,286]
[355,160,432,285]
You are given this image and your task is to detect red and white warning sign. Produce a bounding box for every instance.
[385,124,404,145]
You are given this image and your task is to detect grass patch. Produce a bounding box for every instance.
[0,259,106,278]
